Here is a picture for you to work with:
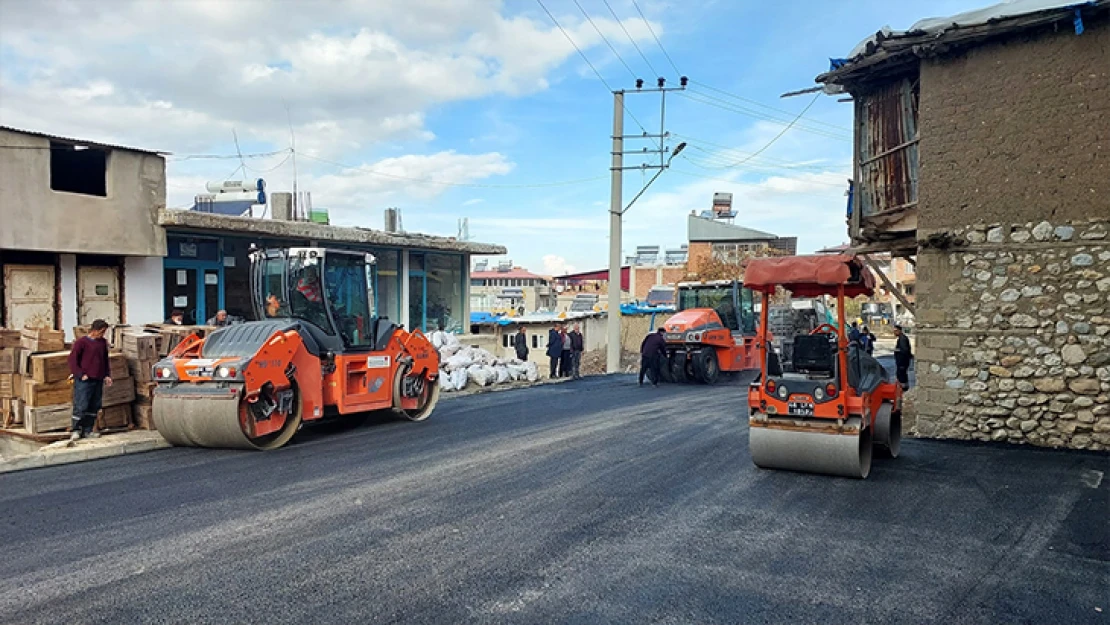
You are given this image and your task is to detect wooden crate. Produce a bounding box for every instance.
[0,373,21,398]
[109,353,128,380]
[96,405,132,431]
[135,380,158,401]
[102,376,135,407]
[128,357,157,383]
[0,330,20,349]
[18,349,32,375]
[20,328,65,354]
[132,401,155,430]
[23,379,72,407]
[0,347,18,374]
[30,350,71,384]
[24,403,72,434]
[121,332,160,361]
[1,398,15,428]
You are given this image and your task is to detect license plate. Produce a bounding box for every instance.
[666,333,684,341]
[788,401,814,416]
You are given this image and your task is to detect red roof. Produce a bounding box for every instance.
[552,267,630,292]
[471,269,546,280]
[744,254,876,298]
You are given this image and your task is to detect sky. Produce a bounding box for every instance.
[0,0,989,276]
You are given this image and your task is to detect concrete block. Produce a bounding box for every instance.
[920,333,963,350]
[83,444,126,461]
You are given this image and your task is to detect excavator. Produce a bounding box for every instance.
[659,280,763,384]
[151,247,440,450]
[744,254,902,479]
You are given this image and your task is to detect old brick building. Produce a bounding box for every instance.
[818,1,1109,450]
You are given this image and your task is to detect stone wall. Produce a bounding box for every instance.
[913,219,1110,450]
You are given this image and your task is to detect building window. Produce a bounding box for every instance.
[503,333,511,348]
[532,335,539,349]
[50,141,108,197]
[425,253,464,333]
[370,248,401,321]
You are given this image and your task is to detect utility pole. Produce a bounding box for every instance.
[606,77,688,374]
[606,91,624,374]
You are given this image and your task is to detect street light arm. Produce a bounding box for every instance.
[619,142,686,215]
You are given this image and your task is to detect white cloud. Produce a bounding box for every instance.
[541,255,577,277]
[0,1,660,158]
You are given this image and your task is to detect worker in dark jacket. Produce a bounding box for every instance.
[639,328,668,386]
[67,319,114,441]
[514,326,529,361]
[894,325,913,390]
[546,325,563,378]
[569,324,585,379]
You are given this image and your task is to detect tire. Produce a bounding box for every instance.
[670,352,689,383]
[659,353,676,383]
[692,348,720,385]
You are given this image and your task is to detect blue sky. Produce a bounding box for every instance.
[0,0,988,275]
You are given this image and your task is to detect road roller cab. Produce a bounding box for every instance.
[659,280,762,384]
[744,254,902,478]
[152,247,440,450]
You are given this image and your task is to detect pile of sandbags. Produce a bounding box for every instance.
[436,343,538,393]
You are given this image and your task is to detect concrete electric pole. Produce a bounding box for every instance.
[606,77,688,374]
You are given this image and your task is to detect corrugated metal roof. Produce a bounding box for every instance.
[0,125,169,155]
[471,269,546,280]
[687,214,779,242]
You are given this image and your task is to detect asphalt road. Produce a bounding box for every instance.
[1,375,1106,625]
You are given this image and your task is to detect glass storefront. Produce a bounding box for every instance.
[370,248,401,322]
[424,253,465,333]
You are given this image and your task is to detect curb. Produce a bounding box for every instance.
[0,432,170,475]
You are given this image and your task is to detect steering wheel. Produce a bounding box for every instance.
[811,323,839,335]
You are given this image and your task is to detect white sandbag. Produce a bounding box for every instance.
[438,369,456,392]
[430,331,445,350]
[524,361,539,382]
[468,363,493,387]
[506,364,528,381]
[439,343,460,358]
[451,368,469,391]
[445,353,473,372]
[442,332,461,351]
[494,366,511,384]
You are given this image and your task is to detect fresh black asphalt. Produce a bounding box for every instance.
[0,375,1106,624]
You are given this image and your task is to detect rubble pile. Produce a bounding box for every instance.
[432,332,538,393]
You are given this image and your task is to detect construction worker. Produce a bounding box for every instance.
[569,324,584,379]
[894,325,913,390]
[513,326,529,362]
[639,328,667,387]
[546,324,563,379]
[67,319,114,440]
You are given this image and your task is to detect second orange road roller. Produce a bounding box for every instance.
[744,254,903,479]
[151,246,440,450]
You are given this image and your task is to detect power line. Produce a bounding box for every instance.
[631,0,680,75]
[535,0,648,133]
[299,152,607,189]
[601,0,658,77]
[683,89,850,138]
[244,151,294,174]
[169,149,291,161]
[682,145,847,175]
[679,92,850,141]
[719,92,823,167]
[670,166,848,200]
[672,133,847,170]
[573,0,636,80]
[689,80,849,132]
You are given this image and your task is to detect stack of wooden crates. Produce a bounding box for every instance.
[0,329,26,427]
[123,331,161,430]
